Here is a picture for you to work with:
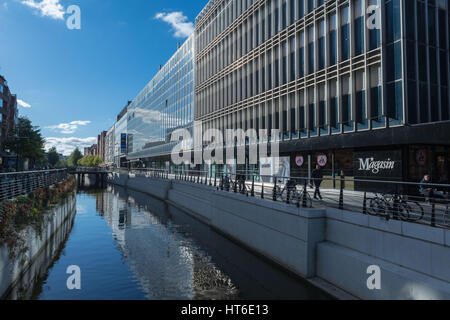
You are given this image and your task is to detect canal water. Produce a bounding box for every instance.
[28,185,330,300]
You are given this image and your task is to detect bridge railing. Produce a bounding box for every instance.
[0,169,69,202]
[113,167,450,230]
[69,167,109,173]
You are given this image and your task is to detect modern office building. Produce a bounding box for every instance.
[126,35,195,171]
[194,0,450,185]
[114,104,129,168]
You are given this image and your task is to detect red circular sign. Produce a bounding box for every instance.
[317,154,328,167]
[416,150,427,166]
[295,155,304,167]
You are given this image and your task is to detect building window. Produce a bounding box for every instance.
[341,76,353,132]
[329,80,340,134]
[318,20,325,70]
[308,26,314,74]
[297,31,305,77]
[318,84,328,134]
[355,71,368,130]
[297,0,304,19]
[370,66,384,128]
[354,0,365,56]
[340,6,350,61]
[289,37,296,81]
[308,87,317,136]
[329,13,337,66]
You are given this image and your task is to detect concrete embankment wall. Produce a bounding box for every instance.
[317,209,450,300]
[106,173,450,300]
[0,195,76,299]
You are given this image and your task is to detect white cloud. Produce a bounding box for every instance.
[2,2,8,10]
[17,99,32,108]
[155,11,194,38]
[21,0,65,20]
[45,137,97,156]
[46,120,91,134]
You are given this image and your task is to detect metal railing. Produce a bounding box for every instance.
[69,167,109,173]
[0,169,69,202]
[117,168,450,230]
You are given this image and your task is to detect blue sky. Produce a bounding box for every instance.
[0,0,206,155]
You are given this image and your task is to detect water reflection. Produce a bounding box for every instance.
[97,185,330,300]
[25,185,330,300]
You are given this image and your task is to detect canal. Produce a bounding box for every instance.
[28,185,330,300]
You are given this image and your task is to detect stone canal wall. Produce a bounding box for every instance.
[106,173,450,300]
[0,195,77,299]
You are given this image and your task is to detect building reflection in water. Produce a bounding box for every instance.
[93,185,329,300]
[96,185,239,300]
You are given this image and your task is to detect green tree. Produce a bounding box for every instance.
[4,117,45,165]
[93,155,103,166]
[86,154,94,166]
[67,148,83,167]
[56,159,68,168]
[47,147,60,168]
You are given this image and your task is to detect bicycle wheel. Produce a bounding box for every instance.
[290,190,301,205]
[299,191,313,208]
[368,198,388,217]
[273,186,284,201]
[443,206,450,228]
[399,201,425,222]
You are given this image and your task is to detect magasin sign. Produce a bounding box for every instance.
[354,150,403,192]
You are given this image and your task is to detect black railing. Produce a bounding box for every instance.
[113,168,450,230]
[0,169,69,202]
[69,167,109,173]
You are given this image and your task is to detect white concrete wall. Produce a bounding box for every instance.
[167,181,326,277]
[0,195,76,298]
[316,208,450,300]
[127,174,172,201]
[208,190,325,278]
[107,172,171,201]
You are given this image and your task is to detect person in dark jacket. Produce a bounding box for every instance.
[420,174,446,202]
[311,165,324,200]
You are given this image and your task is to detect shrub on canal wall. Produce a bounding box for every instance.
[0,175,76,261]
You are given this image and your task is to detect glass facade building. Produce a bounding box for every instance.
[114,113,128,168]
[194,0,450,184]
[127,35,195,167]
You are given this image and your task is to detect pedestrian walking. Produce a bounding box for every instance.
[312,165,324,200]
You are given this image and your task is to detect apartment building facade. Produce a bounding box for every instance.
[0,75,18,169]
[194,0,450,184]
[105,125,115,166]
[0,75,18,149]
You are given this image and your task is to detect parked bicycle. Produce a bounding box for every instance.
[274,180,313,208]
[230,175,249,196]
[440,203,450,228]
[368,193,424,222]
